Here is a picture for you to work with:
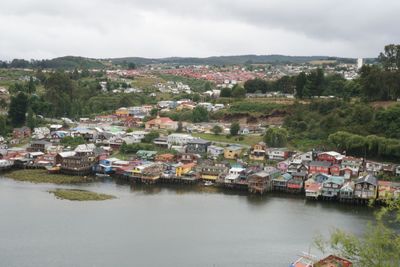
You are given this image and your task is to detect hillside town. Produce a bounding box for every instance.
[1,102,399,204]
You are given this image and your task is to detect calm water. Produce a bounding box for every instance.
[0,177,376,267]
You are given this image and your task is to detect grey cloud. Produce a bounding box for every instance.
[0,0,399,59]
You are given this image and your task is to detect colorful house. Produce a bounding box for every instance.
[272,173,292,191]
[315,255,352,267]
[224,145,243,159]
[317,151,344,164]
[249,142,267,161]
[354,174,378,200]
[145,116,178,130]
[378,181,400,201]
[308,161,332,175]
[339,181,355,201]
[321,176,345,199]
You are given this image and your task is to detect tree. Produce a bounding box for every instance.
[231,85,246,98]
[295,72,307,98]
[176,121,183,133]
[315,199,400,267]
[0,115,7,136]
[220,87,232,97]
[192,106,209,123]
[128,62,137,70]
[142,131,159,143]
[230,122,240,136]
[26,108,36,130]
[8,92,28,127]
[264,127,288,147]
[27,76,36,94]
[378,44,400,71]
[244,78,269,93]
[212,125,223,135]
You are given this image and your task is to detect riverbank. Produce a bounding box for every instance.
[49,189,116,201]
[4,169,95,184]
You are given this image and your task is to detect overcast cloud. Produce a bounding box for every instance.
[0,0,399,60]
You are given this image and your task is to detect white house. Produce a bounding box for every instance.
[207,145,224,158]
[167,134,195,147]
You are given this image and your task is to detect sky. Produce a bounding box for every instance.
[0,0,399,60]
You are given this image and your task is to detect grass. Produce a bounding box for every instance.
[5,169,94,184]
[192,133,263,146]
[49,189,115,201]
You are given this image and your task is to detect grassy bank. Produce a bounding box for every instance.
[192,133,263,146]
[5,169,94,184]
[49,189,116,201]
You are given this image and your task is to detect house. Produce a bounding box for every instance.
[153,137,168,148]
[155,153,175,162]
[224,167,246,184]
[207,145,224,158]
[32,127,50,139]
[178,153,199,164]
[293,151,313,163]
[365,161,383,175]
[354,174,378,200]
[136,150,157,161]
[267,148,291,160]
[224,145,243,159]
[381,163,397,176]
[145,116,178,131]
[341,156,363,177]
[199,164,228,181]
[27,140,52,153]
[115,107,129,117]
[321,176,345,199]
[305,182,322,199]
[186,139,211,154]
[308,161,332,175]
[329,164,341,176]
[277,160,290,172]
[59,151,97,176]
[378,181,400,201]
[248,170,278,194]
[287,160,308,174]
[249,142,267,161]
[315,255,352,267]
[317,151,344,164]
[340,181,355,201]
[173,162,196,177]
[287,172,308,193]
[13,127,31,139]
[272,173,292,191]
[167,133,194,147]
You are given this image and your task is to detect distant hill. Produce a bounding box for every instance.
[33,56,107,69]
[4,55,377,70]
[110,55,359,66]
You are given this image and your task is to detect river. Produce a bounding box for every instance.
[0,177,376,267]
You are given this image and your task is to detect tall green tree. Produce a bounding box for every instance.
[212,125,223,135]
[295,72,307,98]
[192,106,209,123]
[264,127,288,147]
[378,44,400,71]
[231,85,246,98]
[230,122,240,136]
[8,92,28,127]
[26,108,36,130]
[27,76,36,94]
[315,199,400,267]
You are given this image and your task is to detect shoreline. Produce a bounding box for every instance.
[0,168,381,207]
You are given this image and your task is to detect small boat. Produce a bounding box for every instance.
[46,165,60,174]
[290,253,317,267]
[204,181,214,186]
[96,173,111,178]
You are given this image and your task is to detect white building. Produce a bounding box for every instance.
[167,134,195,147]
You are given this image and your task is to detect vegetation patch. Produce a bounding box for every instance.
[49,189,115,201]
[5,169,94,184]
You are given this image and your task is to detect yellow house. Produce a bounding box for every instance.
[249,142,267,161]
[224,145,243,159]
[174,162,196,177]
[200,165,227,181]
[115,107,129,117]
